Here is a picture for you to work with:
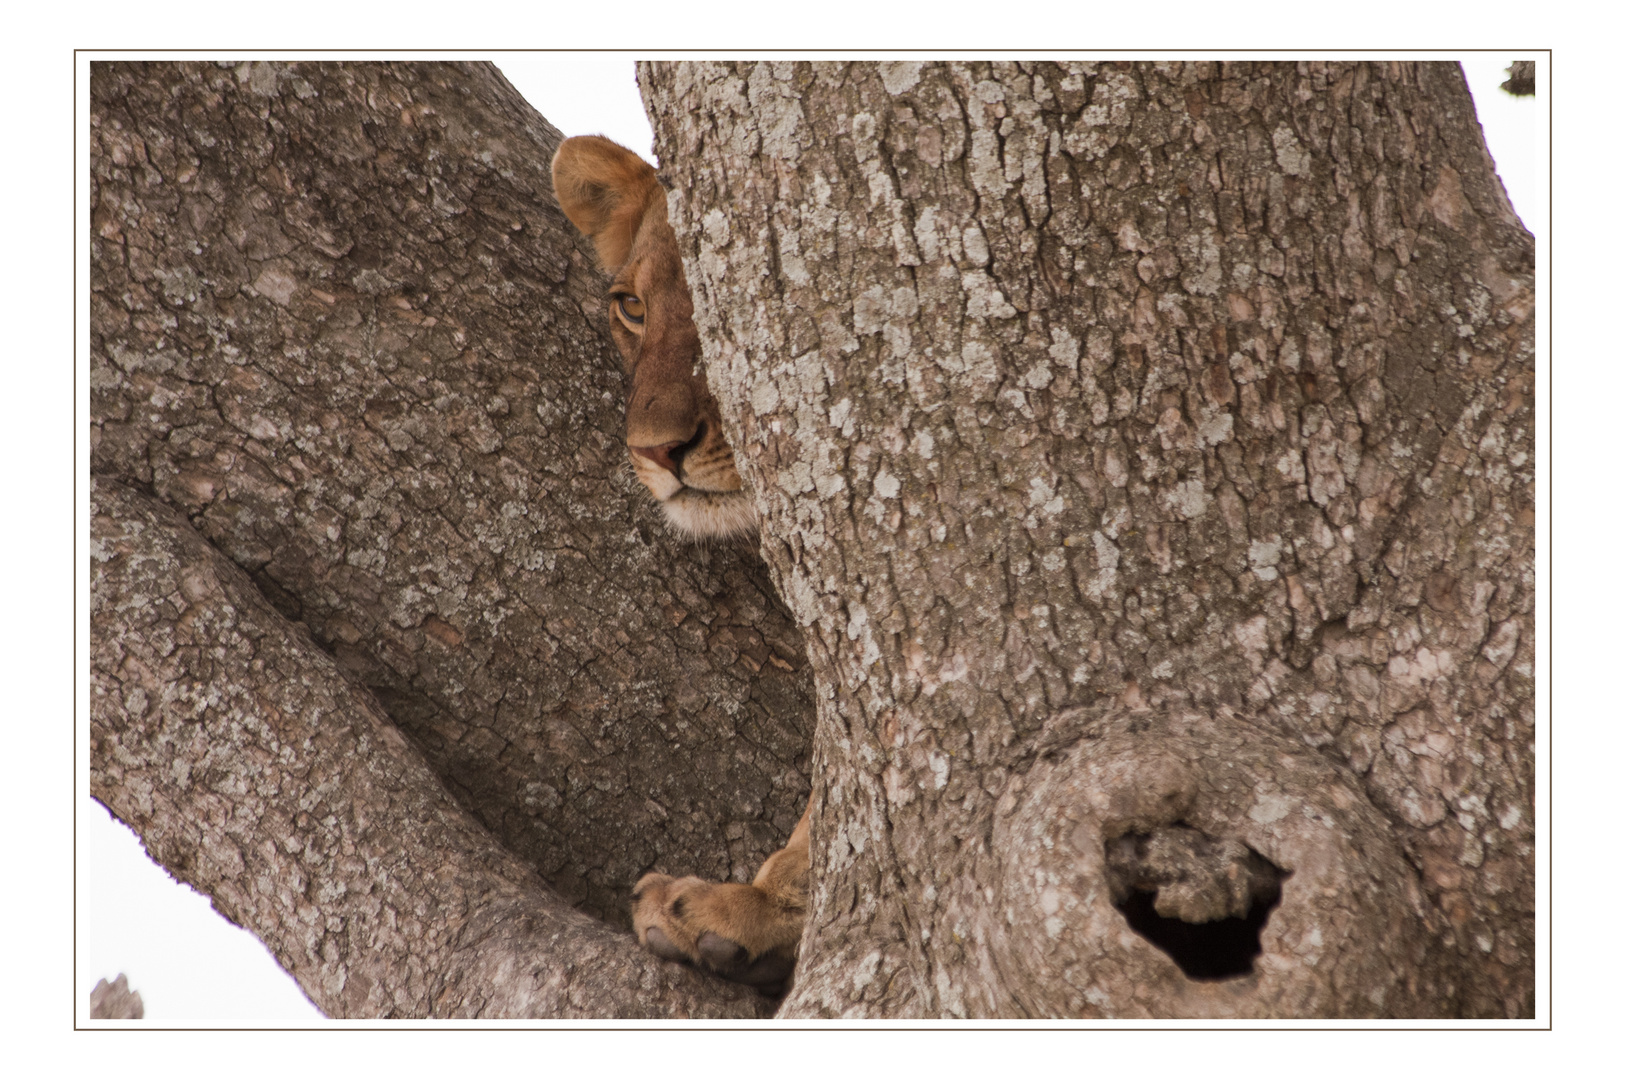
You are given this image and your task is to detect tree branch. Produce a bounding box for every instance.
[89,60,813,1017]
[91,476,771,1018]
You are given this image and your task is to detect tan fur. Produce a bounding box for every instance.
[551,134,663,272]
[551,135,755,541]
[631,807,809,991]
[553,136,805,989]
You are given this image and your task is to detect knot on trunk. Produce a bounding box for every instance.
[989,709,1451,1017]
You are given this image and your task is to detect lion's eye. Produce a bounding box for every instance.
[616,295,646,326]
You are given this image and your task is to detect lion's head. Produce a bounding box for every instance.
[551,135,754,540]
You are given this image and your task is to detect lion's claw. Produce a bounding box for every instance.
[731,949,796,991]
[696,931,747,972]
[643,925,689,963]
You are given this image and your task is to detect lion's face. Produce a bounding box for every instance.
[552,136,754,540]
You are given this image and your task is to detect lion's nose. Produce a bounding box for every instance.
[630,440,688,476]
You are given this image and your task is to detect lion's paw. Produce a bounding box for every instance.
[632,872,800,993]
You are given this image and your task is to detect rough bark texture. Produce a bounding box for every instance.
[89,975,145,1020]
[1501,62,1536,98]
[90,60,810,1018]
[91,477,768,1018]
[642,60,1534,1018]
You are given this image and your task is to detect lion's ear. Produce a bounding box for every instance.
[551,135,661,273]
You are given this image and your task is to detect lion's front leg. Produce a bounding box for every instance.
[632,806,809,992]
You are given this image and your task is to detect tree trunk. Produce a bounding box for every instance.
[90,60,813,1018]
[640,60,1534,1018]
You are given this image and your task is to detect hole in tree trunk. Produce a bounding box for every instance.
[1104,824,1287,981]
[1112,881,1283,980]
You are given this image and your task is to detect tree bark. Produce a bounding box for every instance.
[92,476,768,1017]
[641,60,1534,1018]
[89,975,145,1020]
[1501,62,1536,98]
[90,60,812,1018]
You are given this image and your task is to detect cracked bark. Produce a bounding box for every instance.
[92,477,770,1017]
[89,60,812,1018]
[641,60,1534,1018]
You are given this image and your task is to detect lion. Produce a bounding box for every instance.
[552,135,809,992]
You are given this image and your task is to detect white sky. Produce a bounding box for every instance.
[77,57,1544,1024]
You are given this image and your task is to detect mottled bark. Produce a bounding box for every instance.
[1501,62,1536,97]
[642,60,1534,1018]
[91,478,767,1018]
[89,61,810,1018]
[89,975,145,1020]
